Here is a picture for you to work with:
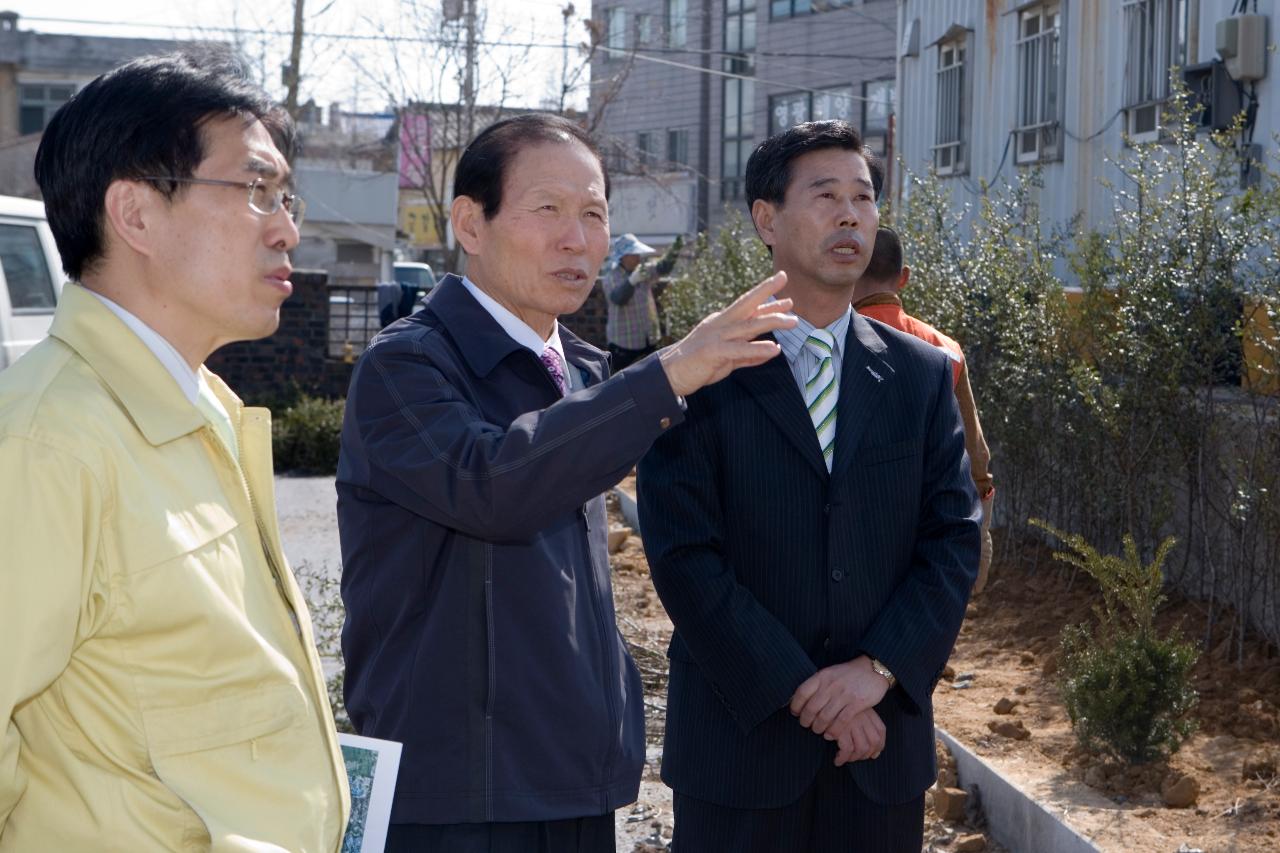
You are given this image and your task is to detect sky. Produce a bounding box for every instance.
[6,0,596,113]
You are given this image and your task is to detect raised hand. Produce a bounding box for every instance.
[658,272,797,397]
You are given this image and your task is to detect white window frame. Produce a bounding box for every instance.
[666,128,689,168]
[1015,4,1063,164]
[18,82,77,136]
[862,79,895,158]
[933,39,968,176]
[636,13,653,47]
[636,131,655,170]
[605,7,627,55]
[666,0,688,48]
[721,77,755,200]
[1122,0,1188,142]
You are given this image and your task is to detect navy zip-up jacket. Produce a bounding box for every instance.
[336,275,685,825]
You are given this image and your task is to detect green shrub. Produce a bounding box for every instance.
[897,74,1280,656]
[1033,521,1199,764]
[662,209,772,340]
[292,560,352,733]
[1058,623,1198,764]
[273,396,345,475]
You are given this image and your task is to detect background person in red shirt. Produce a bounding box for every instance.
[854,226,995,592]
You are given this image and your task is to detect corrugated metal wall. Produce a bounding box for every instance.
[895,0,1278,240]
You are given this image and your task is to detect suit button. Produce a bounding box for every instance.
[823,637,832,650]
[831,569,844,582]
[659,416,671,429]
[823,503,831,514]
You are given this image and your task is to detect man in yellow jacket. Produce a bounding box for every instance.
[0,50,349,850]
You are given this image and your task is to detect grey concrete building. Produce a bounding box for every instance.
[0,11,189,198]
[292,162,399,286]
[589,0,897,244]
[894,0,1275,239]
[292,104,400,286]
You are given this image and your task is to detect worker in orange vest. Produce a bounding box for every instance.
[854,226,995,592]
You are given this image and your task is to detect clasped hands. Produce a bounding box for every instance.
[789,655,890,767]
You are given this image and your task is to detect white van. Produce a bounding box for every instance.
[0,195,66,369]
[393,261,436,292]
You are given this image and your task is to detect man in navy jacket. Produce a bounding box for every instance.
[336,113,798,853]
[638,121,980,852]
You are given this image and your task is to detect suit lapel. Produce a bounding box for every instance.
[733,349,828,478]
[832,314,892,480]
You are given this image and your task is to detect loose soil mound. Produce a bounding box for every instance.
[935,537,1280,852]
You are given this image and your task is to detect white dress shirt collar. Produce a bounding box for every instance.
[85,288,200,404]
[84,288,239,456]
[461,274,569,365]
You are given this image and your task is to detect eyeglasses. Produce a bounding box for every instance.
[140,176,306,226]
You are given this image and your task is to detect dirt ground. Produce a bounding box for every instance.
[934,537,1280,853]
[606,483,1280,852]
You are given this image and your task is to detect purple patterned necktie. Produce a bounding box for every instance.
[540,347,569,397]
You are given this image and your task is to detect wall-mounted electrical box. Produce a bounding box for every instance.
[1216,14,1267,82]
[901,18,920,58]
[1183,61,1243,131]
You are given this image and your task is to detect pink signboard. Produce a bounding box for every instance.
[399,112,431,189]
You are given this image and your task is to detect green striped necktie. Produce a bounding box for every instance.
[804,330,837,472]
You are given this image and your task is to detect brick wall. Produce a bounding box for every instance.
[207,273,612,406]
[206,270,355,404]
[562,281,608,349]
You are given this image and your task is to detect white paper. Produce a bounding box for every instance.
[339,733,403,853]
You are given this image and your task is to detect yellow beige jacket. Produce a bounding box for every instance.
[0,285,349,851]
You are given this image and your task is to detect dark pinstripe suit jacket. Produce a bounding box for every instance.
[637,312,981,809]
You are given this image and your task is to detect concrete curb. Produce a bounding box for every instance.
[613,486,641,534]
[935,727,1101,853]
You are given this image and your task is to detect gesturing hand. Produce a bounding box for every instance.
[658,272,797,397]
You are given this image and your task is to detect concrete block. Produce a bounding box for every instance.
[936,727,1103,853]
[608,525,631,554]
[614,484,640,534]
[933,785,969,821]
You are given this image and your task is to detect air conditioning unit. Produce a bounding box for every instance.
[1216,14,1267,82]
[1182,61,1243,131]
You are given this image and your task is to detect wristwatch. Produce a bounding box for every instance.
[870,657,897,689]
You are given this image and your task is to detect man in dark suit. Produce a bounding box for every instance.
[337,113,798,853]
[638,120,981,852]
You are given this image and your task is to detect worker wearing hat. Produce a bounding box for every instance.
[601,232,681,370]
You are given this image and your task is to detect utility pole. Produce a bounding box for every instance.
[284,0,305,119]
[462,0,478,118]
[558,3,575,113]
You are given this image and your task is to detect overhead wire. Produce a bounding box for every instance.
[14,14,893,61]
[592,43,893,107]
[27,7,1190,204]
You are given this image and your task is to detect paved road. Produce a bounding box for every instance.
[275,475,342,576]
